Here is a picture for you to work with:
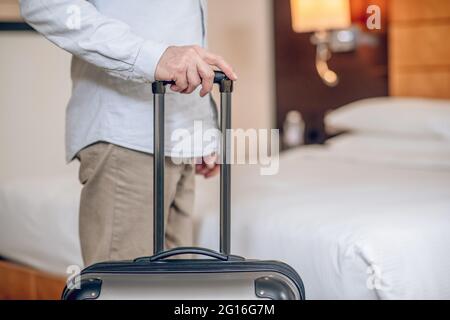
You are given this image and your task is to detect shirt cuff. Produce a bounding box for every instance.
[133,40,169,83]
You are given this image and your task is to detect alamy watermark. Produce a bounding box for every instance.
[366,5,382,30]
[66,264,81,290]
[64,3,383,31]
[170,121,280,176]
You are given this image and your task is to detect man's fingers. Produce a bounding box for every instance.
[155,46,237,96]
[193,46,237,81]
[174,69,189,92]
[205,165,220,178]
[196,163,219,178]
[184,64,201,94]
[196,164,209,176]
[197,59,214,97]
[195,154,220,178]
[203,52,237,81]
[204,153,218,168]
[195,164,205,174]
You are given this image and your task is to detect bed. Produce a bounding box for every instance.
[0,170,83,275]
[0,166,81,299]
[195,98,450,299]
[1,97,449,300]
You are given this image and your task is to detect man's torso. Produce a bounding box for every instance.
[66,0,216,161]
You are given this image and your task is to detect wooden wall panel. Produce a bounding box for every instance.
[390,0,450,22]
[391,70,450,99]
[390,24,450,68]
[389,0,450,99]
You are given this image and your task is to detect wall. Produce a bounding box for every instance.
[0,1,275,180]
[389,0,450,99]
[0,32,74,180]
[208,0,275,131]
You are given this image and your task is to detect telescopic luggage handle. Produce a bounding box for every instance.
[152,71,234,255]
[153,72,233,93]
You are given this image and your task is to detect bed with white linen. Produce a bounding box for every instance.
[1,97,449,299]
[0,168,83,276]
[196,97,450,299]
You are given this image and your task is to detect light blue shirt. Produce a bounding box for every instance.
[20,0,217,161]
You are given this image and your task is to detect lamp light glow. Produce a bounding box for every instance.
[290,0,351,33]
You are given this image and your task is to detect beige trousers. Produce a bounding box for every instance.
[77,142,194,266]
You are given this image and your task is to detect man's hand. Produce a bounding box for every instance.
[195,154,220,178]
[155,45,237,97]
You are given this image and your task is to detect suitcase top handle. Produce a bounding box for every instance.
[151,70,234,256]
[139,247,244,262]
[152,70,233,94]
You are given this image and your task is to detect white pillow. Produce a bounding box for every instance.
[325,97,450,140]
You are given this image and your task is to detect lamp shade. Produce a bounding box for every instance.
[290,0,351,33]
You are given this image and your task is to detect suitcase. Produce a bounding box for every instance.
[62,71,305,300]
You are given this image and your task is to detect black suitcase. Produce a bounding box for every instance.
[62,71,305,300]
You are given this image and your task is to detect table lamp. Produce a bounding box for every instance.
[290,0,352,86]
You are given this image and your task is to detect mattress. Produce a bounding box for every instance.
[0,165,83,276]
[195,134,450,299]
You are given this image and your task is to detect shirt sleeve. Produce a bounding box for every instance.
[19,0,168,83]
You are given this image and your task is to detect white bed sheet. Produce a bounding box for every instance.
[0,167,83,276]
[1,134,449,300]
[195,134,450,299]
[0,165,216,276]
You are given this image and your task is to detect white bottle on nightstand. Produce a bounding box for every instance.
[283,110,304,148]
